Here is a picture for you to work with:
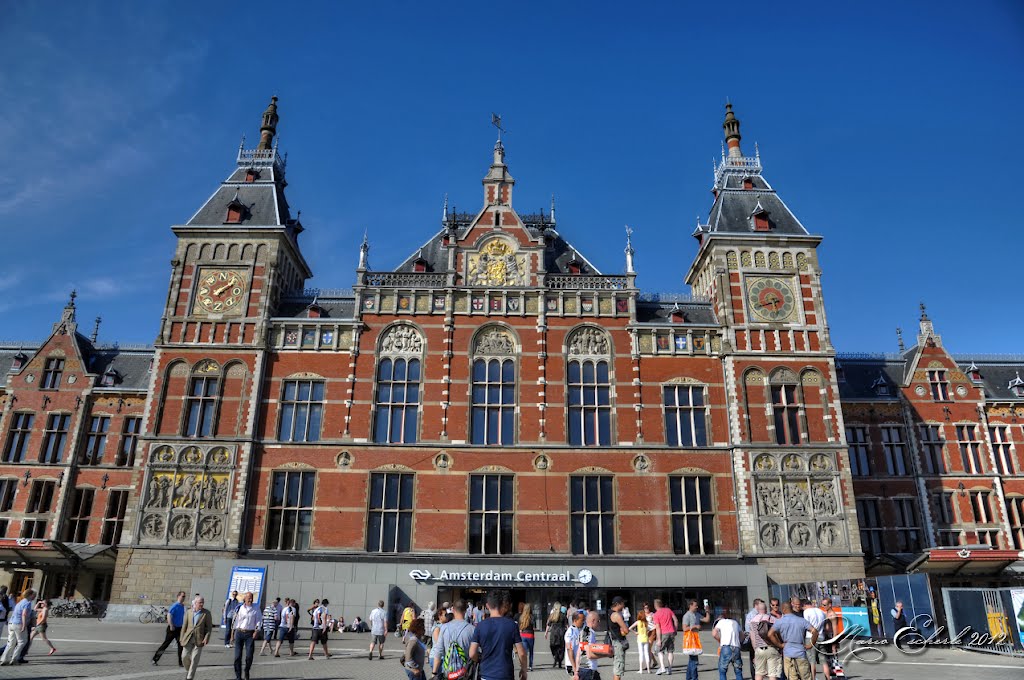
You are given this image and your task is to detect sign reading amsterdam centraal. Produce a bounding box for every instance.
[410,568,595,586]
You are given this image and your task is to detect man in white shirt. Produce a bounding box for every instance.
[307,598,332,660]
[274,598,297,657]
[231,592,261,680]
[713,608,743,680]
[802,599,829,679]
[369,599,388,660]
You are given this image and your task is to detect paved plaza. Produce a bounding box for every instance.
[1,620,1022,680]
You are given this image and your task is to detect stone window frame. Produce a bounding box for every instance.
[2,412,35,463]
[955,424,985,475]
[365,470,415,553]
[668,474,715,555]
[918,423,947,474]
[117,417,142,467]
[276,378,326,443]
[891,496,922,552]
[844,425,871,477]
[264,469,316,551]
[1005,495,1024,551]
[880,425,911,476]
[39,412,72,464]
[81,415,111,465]
[467,473,515,556]
[569,474,616,556]
[468,325,519,447]
[662,381,711,448]
[988,425,1016,476]
[565,325,616,448]
[64,486,95,542]
[40,356,65,390]
[100,488,129,545]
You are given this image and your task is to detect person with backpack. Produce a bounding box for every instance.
[747,601,779,680]
[432,599,475,680]
[543,602,567,669]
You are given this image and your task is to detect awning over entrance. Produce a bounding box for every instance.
[907,547,1024,576]
[0,539,117,569]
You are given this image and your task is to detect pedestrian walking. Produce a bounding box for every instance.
[369,598,389,660]
[680,600,710,680]
[400,602,416,640]
[259,598,279,655]
[652,598,679,675]
[308,598,332,660]
[767,601,817,680]
[431,599,476,679]
[152,591,187,667]
[543,601,567,669]
[609,596,631,680]
[179,595,212,680]
[232,591,261,680]
[29,599,56,656]
[468,589,527,680]
[0,588,35,666]
[223,590,240,647]
[518,602,536,671]
[422,601,436,649]
[628,602,652,674]
[748,600,781,680]
[713,607,743,680]
[564,610,586,675]
[274,598,298,657]
[744,600,763,674]
[403,618,427,679]
[0,586,9,643]
[307,599,320,627]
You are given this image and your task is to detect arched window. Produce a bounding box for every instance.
[373,325,424,444]
[183,360,221,438]
[566,327,613,446]
[471,327,517,446]
[769,368,802,445]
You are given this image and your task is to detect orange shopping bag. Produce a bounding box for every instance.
[682,630,703,656]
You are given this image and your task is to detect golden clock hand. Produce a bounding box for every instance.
[213,282,234,296]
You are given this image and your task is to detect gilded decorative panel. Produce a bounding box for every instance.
[564,298,578,313]
[466,238,527,286]
[598,298,613,314]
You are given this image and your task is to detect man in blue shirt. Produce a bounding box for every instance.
[767,600,818,680]
[468,589,527,680]
[0,588,35,666]
[153,591,187,666]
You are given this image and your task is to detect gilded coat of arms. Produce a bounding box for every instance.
[468,239,527,286]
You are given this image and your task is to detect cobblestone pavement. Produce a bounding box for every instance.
[0,621,1022,679]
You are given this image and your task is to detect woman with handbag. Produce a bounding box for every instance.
[544,602,566,669]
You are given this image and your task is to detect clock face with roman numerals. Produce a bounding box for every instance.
[746,277,797,322]
[194,269,248,316]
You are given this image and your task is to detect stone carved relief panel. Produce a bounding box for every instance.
[466,239,528,287]
[751,451,846,551]
[567,327,611,357]
[379,324,424,355]
[474,327,516,355]
[140,442,236,547]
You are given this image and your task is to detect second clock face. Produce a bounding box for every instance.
[746,277,797,322]
[196,269,248,315]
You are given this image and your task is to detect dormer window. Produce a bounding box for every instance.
[10,352,27,372]
[101,367,119,387]
[750,200,771,232]
[670,304,684,323]
[743,177,754,190]
[225,193,246,224]
[967,362,982,382]
[244,168,259,183]
[872,373,890,397]
[305,302,324,319]
[1009,373,1024,398]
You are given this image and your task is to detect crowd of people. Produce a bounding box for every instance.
[0,584,874,679]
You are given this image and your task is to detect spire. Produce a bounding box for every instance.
[442,194,449,225]
[91,316,102,343]
[918,301,938,345]
[482,115,515,206]
[896,327,905,352]
[919,301,929,320]
[723,102,742,158]
[62,290,77,323]
[624,225,635,274]
[550,194,556,225]
[257,96,279,150]
[358,231,370,270]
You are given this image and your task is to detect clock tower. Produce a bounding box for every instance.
[685,105,863,581]
[125,98,312,559]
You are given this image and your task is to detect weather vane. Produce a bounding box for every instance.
[491,112,507,142]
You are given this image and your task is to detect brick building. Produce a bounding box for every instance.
[1,100,1019,620]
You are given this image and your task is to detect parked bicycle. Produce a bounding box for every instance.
[140,603,169,624]
[50,598,102,618]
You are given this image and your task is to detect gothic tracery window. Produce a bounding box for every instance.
[373,325,424,444]
[567,327,613,446]
[471,327,517,446]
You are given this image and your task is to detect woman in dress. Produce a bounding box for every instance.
[543,602,566,669]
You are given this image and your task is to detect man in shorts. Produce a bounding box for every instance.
[652,598,678,675]
[748,600,781,680]
[274,598,297,657]
[307,598,331,660]
[369,599,388,660]
[768,602,817,680]
[801,599,827,679]
[609,596,630,680]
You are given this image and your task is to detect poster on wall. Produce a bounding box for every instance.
[1011,589,1024,647]
[224,565,267,617]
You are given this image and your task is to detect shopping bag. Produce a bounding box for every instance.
[681,630,703,656]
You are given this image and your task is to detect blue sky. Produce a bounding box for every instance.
[1,1,1022,353]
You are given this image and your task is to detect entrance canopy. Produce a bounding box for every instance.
[0,539,117,569]
[907,546,1023,576]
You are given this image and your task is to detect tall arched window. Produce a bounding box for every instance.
[183,360,221,438]
[373,325,424,444]
[567,327,613,446]
[471,327,517,446]
[769,368,802,445]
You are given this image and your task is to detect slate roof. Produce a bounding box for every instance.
[635,302,718,325]
[836,357,906,400]
[185,163,293,228]
[706,173,809,236]
[274,296,357,320]
[956,359,1024,401]
[0,338,153,391]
